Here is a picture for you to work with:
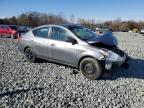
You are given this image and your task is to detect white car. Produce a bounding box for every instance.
[140,29,144,34]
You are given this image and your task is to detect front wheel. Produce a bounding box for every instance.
[80,58,102,80]
[25,48,37,62]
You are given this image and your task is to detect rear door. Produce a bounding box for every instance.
[48,26,77,66]
[32,27,50,58]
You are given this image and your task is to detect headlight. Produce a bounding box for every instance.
[99,48,109,57]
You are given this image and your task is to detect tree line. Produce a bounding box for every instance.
[0,12,68,27]
[0,12,144,32]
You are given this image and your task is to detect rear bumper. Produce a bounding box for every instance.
[17,41,25,53]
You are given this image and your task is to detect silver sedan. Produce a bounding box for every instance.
[18,24,127,80]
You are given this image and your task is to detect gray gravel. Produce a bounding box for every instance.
[0,32,144,108]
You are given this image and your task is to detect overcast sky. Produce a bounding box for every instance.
[0,0,144,21]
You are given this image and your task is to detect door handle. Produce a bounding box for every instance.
[50,43,56,46]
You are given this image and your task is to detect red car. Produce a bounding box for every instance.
[0,25,18,39]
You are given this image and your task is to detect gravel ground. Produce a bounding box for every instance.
[0,32,144,108]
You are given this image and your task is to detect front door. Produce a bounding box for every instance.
[49,26,77,66]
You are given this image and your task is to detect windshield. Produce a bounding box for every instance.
[68,26,96,41]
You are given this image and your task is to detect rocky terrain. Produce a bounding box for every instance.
[0,32,144,108]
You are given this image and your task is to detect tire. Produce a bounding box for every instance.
[14,35,17,39]
[10,34,14,39]
[80,58,102,80]
[24,48,37,62]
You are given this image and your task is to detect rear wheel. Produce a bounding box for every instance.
[80,58,102,80]
[25,48,37,62]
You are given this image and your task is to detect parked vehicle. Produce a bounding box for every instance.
[17,26,32,35]
[18,24,127,80]
[17,26,28,35]
[140,28,144,34]
[0,25,18,39]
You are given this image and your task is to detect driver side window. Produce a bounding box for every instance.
[51,27,71,41]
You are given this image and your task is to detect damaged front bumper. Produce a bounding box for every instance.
[104,51,127,70]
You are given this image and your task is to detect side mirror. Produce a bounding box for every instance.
[65,37,77,45]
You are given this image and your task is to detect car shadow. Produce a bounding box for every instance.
[0,87,44,97]
[34,57,144,80]
[100,57,144,80]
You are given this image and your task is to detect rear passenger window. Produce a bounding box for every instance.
[32,27,49,38]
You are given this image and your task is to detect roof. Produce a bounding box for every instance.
[59,24,82,27]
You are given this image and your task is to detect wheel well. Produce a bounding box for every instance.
[78,56,96,69]
[78,56,105,71]
[24,46,30,52]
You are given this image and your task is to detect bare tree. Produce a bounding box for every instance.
[70,14,75,24]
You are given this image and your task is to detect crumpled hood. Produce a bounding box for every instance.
[87,32,118,46]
